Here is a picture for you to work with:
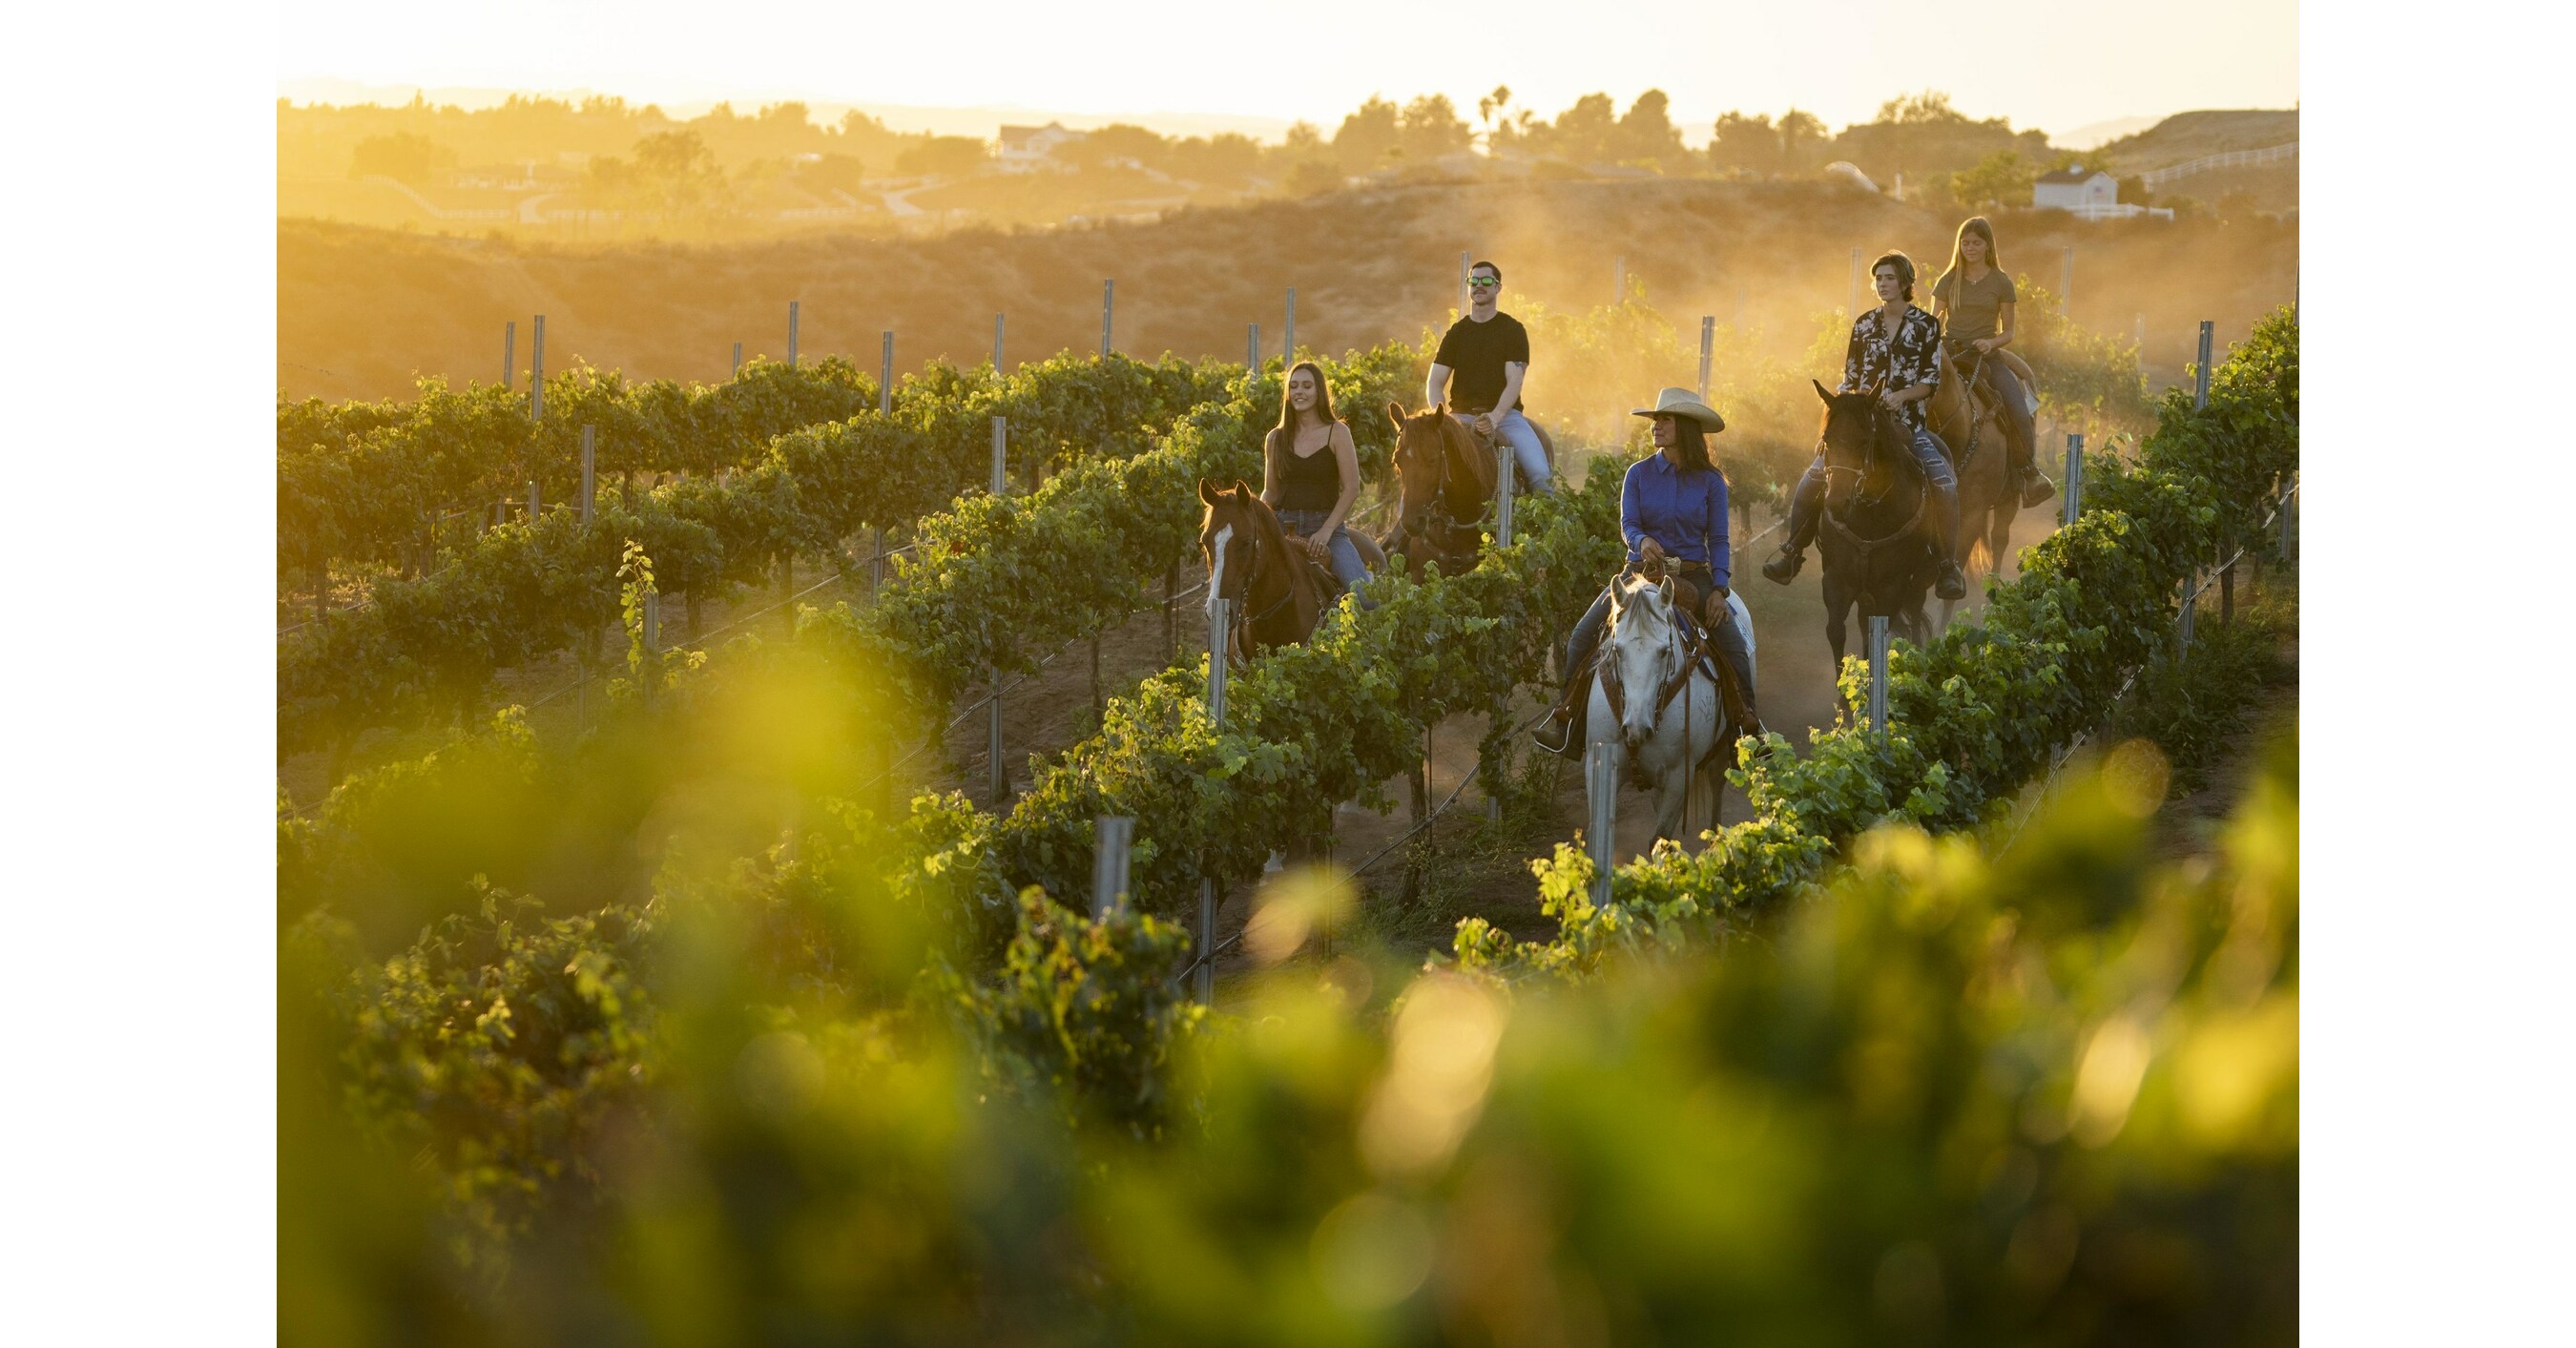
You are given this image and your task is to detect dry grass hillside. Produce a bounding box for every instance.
[280,176,2298,404]
[2097,110,2299,169]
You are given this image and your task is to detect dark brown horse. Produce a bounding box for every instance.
[1810,381,1938,665]
[1198,478,1332,662]
[1378,402,1551,578]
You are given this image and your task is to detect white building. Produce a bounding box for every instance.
[2034,167,2118,212]
[2032,167,2174,221]
[997,122,1085,173]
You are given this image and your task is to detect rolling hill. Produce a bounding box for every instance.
[280,176,2299,404]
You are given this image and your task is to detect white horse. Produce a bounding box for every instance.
[1583,572,1757,849]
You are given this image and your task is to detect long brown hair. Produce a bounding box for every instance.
[1935,217,2002,301]
[1269,360,1339,452]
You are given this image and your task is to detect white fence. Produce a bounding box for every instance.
[2140,142,2298,191]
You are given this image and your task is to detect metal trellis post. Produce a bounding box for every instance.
[530,314,546,421]
[1102,280,1114,357]
[1587,742,1617,909]
[1867,615,1890,734]
[503,321,515,390]
[2062,434,2085,528]
[880,331,894,414]
[787,300,800,369]
[2194,321,2214,410]
[579,425,595,526]
[1698,316,1714,401]
[1093,817,1135,920]
[1283,287,1296,362]
[1199,596,1230,1006]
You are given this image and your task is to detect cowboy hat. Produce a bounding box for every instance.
[1630,386,1726,432]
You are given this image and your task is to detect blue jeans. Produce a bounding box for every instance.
[1278,508,1376,609]
[1785,423,1960,556]
[1983,359,2039,474]
[1491,409,1553,496]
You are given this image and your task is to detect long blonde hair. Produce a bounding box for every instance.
[1935,217,2002,301]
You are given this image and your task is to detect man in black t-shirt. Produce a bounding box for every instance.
[1426,259,1552,495]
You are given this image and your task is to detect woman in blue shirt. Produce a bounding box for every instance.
[1533,388,1756,756]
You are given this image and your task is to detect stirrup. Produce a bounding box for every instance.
[1760,543,1804,585]
[1531,706,1579,757]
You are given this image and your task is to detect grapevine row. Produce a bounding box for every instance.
[278,345,1412,763]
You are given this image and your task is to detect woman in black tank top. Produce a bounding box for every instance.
[1261,361,1373,602]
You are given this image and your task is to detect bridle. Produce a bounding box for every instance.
[1395,417,1481,556]
[1818,403,1930,557]
[1211,506,1302,657]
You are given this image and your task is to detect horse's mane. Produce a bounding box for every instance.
[1438,413,1499,497]
[1239,487,1294,566]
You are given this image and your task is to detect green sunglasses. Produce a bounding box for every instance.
[1466,277,1500,289]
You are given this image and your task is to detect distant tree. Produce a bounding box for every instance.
[1398,93,1472,163]
[1830,89,2046,185]
[1064,123,1170,172]
[1333,96,1402,172]
[1477,86,1512,148]
[1708,112,1780,176]
[1611,90,1687,170]
[1778,109,1828,171]
[897,135,992,179]
[1547,93,1619,165]
[1876,90,1964,125]
[1169,133,1262,187]
[348,132,453,185]
[1951,149,2035,209]
[2116,174,2150,207]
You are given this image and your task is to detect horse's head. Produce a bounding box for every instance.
[1606,570,1682,753]
[1812,379,1901,510]
[1385,400,1465,542]
[1197,477,1266,618]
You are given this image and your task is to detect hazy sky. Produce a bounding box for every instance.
[277,0,2296,139]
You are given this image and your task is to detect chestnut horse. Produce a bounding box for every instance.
[1378,402,1552,578]
[1924,345,2031,612]
[1198,478,1333,662]
[1810,381,1938,664]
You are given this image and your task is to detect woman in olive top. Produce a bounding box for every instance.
[1930,216,2053,508]
[1261,361,1374,603]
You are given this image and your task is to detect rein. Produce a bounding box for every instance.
[1821,410,1932,557]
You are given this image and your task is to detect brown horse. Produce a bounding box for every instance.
[1198,478,1333,663]
[1924,345,2029,610]
[1379,402,1551,577]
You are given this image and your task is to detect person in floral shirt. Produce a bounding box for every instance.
[1761,251,1968,601]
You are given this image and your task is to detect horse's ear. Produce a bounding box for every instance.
[1385,400,1406,429]
[1198,478,1224,507]
[1657,576,1673,606]
[1812,379,1833,405]
[1232,478,1254,499]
